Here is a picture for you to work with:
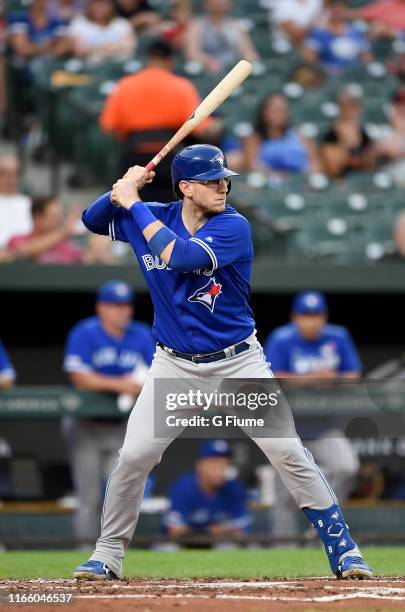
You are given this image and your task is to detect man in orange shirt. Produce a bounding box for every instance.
[99,40,218,201]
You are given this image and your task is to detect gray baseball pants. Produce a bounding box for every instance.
[90,336,337,577]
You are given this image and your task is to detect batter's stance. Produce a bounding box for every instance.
[74,144,372,581]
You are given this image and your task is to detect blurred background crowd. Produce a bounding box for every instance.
[1,0,405,263]
[1,0,405,550]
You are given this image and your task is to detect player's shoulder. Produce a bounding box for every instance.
[170,472,196,495]
[222,477,245,497]
[209,205,251,231]
[322,324,351,341]
[269,323,297,343]
[69,316,100,337]
[127,320,152,338]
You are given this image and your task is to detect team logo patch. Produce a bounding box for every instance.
[188,277,222,313]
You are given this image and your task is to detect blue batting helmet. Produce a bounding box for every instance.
[171,144,238,197]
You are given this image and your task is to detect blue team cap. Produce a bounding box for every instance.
[96,280,135,304]
[198,439,232,460]
[292,291,327,315]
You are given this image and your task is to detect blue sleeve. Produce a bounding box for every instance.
[164,480,191,528]
[0,340,16,381]
[338,330,362,373]
[82,192,136,243]
[64,326,94,374]
[263,332,290,372]
[188,213,253,271]
[223,480,251,531]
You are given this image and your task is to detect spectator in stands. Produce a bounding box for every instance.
[302,0,372,74]
[157,0,193,51]
[183,0,258,72]
[0,339,16,389]
[376,87,405,183]
[394,210,405,257]
[114,0,160,33]
[50,0,84,24]
[7,0,71,125]
[7,0,70,64]
[264,291,361,539]
[99,40,220,201]
[359,0,405,38]
[320,87,378,178]
[0,6,6,125]
[242,92,319,176]
[68,0,136,65]
[83,234,122,264]
[0,155,32,249]
[6,195,83,264]
[63,280,154,544]
[270,0,324,47]
[163,440,250,539]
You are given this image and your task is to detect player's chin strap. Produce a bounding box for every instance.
[302,503,362,575]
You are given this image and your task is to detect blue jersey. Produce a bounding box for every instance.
[64,316,155,376]
[0,340,16,381]
[305,25,369,71]
[7,12,66,45]
[87,200,255,354]
[264,323,362,374]
[163,472,250,532]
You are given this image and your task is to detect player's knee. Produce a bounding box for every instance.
[118,443,162,475]
[259,438,308,468]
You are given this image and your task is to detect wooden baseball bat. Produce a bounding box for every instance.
[145,60,253,172]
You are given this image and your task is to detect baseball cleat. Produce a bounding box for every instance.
[337,556,373,580]
[73,560,118,580]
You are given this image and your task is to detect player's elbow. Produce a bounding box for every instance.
[81,209,105,234]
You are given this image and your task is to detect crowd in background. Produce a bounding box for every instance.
[1,0,405,262]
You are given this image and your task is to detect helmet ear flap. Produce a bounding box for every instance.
[227,180,232,195]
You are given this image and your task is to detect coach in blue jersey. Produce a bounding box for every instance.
[73,144,372,581]
[63,280,155,544]
[264,291,361,539]
[0,340,16,389]
[163,439,250,538]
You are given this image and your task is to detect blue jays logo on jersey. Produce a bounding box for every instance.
[188,278,222,313]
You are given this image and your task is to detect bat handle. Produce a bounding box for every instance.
[145,161,156,172]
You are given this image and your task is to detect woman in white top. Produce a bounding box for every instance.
[69,0,136,64]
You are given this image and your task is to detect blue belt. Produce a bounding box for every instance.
[157,341,250,364]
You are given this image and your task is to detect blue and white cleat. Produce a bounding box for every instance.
[73,560,118,580]
[337,555,373,580]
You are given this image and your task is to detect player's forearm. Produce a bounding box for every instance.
[82,192,117,234]
[12,227,69,259]
[0,376,14,390]
[70,371,125,393]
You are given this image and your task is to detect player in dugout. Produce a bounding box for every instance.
[0,339,16,390]
[264,291,361,540]
[163,439,250,540]
[63,280,155,545]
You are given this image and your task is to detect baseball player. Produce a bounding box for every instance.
[73,144,372,580]
[0,339,16,389]
[264,291,361,539]
[163,439,250,538]
[63,280,155,544]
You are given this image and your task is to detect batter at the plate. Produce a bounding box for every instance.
[73,144,372,581]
